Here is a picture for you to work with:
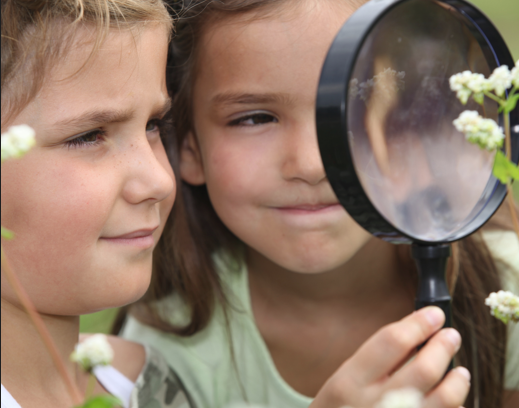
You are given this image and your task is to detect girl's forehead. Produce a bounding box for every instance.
[198,1,354,60]
[194,4,353,92]
[48,26,148,82]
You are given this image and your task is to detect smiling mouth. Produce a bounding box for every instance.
[275,203,342,212]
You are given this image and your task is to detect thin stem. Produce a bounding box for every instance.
[85,373,97,400]
[483,91,505,106]
[0,247,84,405]
[503,113,519,238]
[504,112,512,162]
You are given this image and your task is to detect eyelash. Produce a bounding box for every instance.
[228,112,278,127]
[65,130,106,148]
[64,118,170,149]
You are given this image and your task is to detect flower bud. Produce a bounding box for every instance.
[375,388,423,408]
[1,125,36,162]
[485,290,519,324]
[71,334,114,372]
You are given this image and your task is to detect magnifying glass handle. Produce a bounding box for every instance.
[412,244,454,370]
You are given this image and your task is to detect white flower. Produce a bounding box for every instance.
[511,60,519,88]
[453,110,504,150]
[71,334,114,371]
[485,290,519,324]
[1,125,36,162]
[488,65,512,97]
[375,388,423,408]
[449,71,489,104]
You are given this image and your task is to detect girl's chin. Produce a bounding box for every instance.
[263,251,354,274]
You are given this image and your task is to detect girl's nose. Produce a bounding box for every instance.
[122,138,175,205]
[281,121,327,186]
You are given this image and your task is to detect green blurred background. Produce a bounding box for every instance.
[80,0,519,334]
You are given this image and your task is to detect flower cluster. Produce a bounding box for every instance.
[450,61,519,104]
[375,388,423,408]
[1,125,36,163]
[449,71,490,104]
[453,110,504,150]
[70,334,114,372]
[485,290,519,324]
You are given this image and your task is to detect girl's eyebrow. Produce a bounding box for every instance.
[52,98,172,133]
[53,108,135,133]
[211,92,295,107]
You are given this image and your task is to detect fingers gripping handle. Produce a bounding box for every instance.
[412,244,454,370]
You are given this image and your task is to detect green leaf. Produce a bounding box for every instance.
[75,395,123,408]
[1,226,14,240]
[502,93,519,113]
[493,150,519,184]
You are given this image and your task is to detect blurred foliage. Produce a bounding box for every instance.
[80,0,519,334]
[80,308,119,334]
[470,0,519,60]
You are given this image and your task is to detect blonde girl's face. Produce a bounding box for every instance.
[1,25,175,315]
[182,1,372,274]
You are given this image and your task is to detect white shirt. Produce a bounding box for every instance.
[1,365,134,408]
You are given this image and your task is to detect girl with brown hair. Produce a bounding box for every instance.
[120,1,519,407]
[1,1,195,407]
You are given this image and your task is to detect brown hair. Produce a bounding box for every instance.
[1,0,173,126]
[123,1,518,407]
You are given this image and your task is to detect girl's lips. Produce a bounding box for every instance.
[274,203,342,214]
[100,227,157,248]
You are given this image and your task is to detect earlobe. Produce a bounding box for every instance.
[180,131,206,185]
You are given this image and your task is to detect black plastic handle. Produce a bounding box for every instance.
[412,244,453,370]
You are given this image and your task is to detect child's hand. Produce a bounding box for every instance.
[310,307,470,408]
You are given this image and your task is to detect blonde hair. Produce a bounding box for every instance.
[1,0,173,124]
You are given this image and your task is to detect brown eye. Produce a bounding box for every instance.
[83,133,99,142]
[229,113,278,126]
[250,114,275,124]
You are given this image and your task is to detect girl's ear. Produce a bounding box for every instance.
[180,131,206,185]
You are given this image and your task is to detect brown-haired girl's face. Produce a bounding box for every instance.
[1,25,175,315]
[181,1,371,273]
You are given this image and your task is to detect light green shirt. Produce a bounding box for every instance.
[122,232,519,408]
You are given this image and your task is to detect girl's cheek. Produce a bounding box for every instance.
[1,155,115,309]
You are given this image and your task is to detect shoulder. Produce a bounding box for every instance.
[79,333,146,382]
[132,347,197,408]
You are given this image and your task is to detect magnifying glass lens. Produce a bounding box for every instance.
[347,0,499,241]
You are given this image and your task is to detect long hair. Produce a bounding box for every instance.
[1,0,173,126]
[123,1,517,407]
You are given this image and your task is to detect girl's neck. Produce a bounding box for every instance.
[247,237,413,305]
[1,297,81,407]
[247,237,416,397]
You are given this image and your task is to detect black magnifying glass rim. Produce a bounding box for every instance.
[316,0,519,245]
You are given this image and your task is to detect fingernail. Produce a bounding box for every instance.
[423,307,444,327]
[456,366,471,382]
[444,328,461,349]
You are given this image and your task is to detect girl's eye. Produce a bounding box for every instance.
[228,113,278,127]
[65,130,105,148]
[146,118,171,141]
[146,119,160,133]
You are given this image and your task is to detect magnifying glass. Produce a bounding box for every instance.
[316,0,519,333]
